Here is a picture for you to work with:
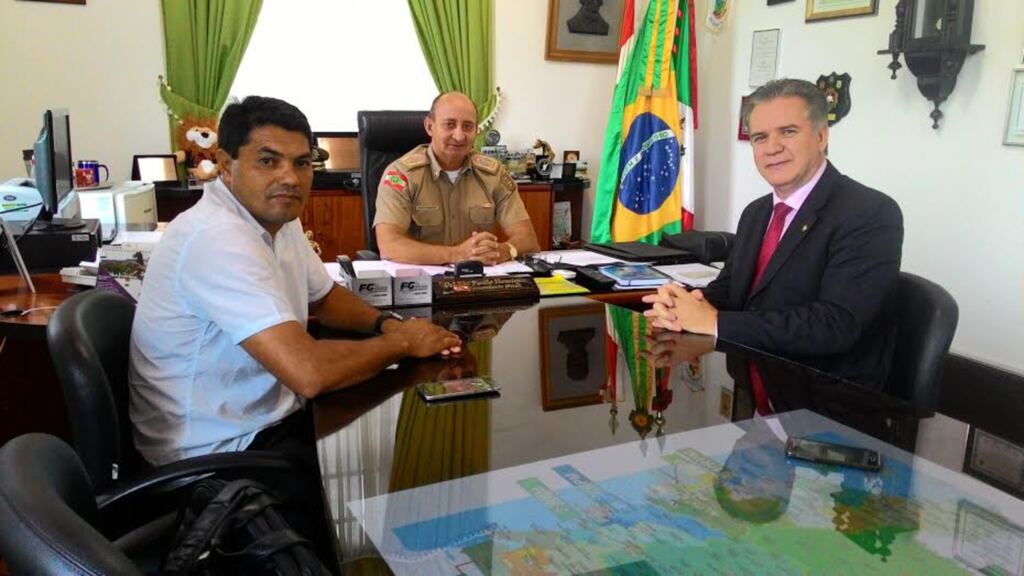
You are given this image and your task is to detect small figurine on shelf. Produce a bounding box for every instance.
[532,138,555,161]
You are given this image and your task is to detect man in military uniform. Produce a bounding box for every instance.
[374,92,541,265]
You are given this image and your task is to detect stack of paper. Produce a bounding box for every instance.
[654,263,721,288]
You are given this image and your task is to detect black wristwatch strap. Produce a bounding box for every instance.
[374,311,404,334]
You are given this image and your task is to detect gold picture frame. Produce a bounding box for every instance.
[805,0,877,22]
[545,0,624,64]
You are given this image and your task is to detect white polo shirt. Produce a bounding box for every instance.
[129,178,334,465]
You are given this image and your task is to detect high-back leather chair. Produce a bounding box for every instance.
[46,291,296,499]
[47,289,141,493]
[884,272,959,416]
[357,110,430,254]
[0,433,145,575]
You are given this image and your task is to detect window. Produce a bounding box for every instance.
[230,0,437,131]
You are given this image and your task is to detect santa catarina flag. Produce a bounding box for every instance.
[591,0,699,244]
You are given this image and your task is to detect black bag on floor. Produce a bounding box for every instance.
[162,478,331,576]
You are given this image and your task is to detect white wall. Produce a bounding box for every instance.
[493,0,618,238]
[691,0,1024,373]
[0,0,168,182]
[2,0,1019,374]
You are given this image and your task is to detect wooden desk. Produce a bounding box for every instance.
[0,273,81,338]
[0,273,77,445]
[301,188,366,263]
[301,180,587,261]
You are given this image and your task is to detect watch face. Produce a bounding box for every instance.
[484,129,501,146]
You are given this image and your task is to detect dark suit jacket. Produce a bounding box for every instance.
[703,162,903,387]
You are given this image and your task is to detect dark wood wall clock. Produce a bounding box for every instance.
[878,0,985,129]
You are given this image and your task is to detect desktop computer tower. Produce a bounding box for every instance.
[0,219,101,272]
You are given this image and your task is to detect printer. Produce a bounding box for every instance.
[77,181,158,241]
[0,177,69,222]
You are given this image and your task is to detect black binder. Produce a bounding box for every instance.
[584,241,698,265]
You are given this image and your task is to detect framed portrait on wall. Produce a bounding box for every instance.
[545,0,624,64]
[805,0,878,22]
[539,304,607,411]
[738,95,751,141]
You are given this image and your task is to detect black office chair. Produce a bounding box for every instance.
[45,291,296,525]
[0,433,144,575]
[357,110,430,256]
[884,271,959,416]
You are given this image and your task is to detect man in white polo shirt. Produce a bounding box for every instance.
[129,96,460,567]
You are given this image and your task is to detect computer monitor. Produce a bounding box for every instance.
[32,109,81,229]
[314,132,360,171]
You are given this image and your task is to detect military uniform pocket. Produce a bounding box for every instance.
[411,205,443,237]
[469,203,495,226]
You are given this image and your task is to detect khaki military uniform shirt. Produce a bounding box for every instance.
[373,144,531,246]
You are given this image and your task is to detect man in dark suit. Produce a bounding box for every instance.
[644,78,903,388]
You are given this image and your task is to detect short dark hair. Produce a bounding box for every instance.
[218,96,314,159]
[741,78,828,132]
[428,91,479,120]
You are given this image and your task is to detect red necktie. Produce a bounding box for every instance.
[748,202,791,415]
[750,203,792,293]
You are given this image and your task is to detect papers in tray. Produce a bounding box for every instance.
[654,263,721,288]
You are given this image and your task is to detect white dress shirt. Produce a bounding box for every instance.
[129,178,333,465]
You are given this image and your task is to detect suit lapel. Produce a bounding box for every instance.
[732,197,773,304]
[749,162,838,300]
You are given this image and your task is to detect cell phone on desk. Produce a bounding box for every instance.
[417,376,500,402]
[785,437,882,471]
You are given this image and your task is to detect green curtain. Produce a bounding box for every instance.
[407,0,497,129]
[159,0,263,143]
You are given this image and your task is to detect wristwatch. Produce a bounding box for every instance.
[374,310,405,334]
[505,242,518,261]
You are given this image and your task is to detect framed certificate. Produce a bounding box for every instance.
[749,29,781,88]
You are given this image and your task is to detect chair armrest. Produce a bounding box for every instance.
[96,450,296,512]
[355,249,380,261]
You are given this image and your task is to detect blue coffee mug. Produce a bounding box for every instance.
[76,160,109,184]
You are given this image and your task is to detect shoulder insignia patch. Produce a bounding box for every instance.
[500,171,517,192]
[471,154,499,175]
[398,152,429,170]
[383,170,409,193]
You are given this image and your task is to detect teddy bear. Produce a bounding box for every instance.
[175,118,220,181]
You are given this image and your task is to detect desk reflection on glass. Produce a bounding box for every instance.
[314,296,1024,575]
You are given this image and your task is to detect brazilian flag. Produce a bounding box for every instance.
[591,0,698,244]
